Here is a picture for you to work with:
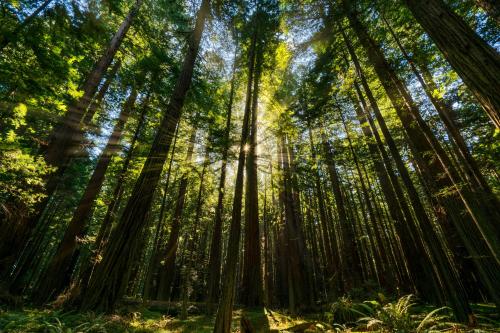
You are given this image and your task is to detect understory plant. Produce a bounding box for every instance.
[358,294,449,332]
[324,296,374,324]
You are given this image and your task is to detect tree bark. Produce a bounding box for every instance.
[325,124,394,291]
[403,0,500,129]
[83,60,122,125]
[33,87,138,304]
[306,126,336,290]
[349,95,443,299]
[143,123,180,300]
[77,94,149,296]
[206,53,236,310]
[180,146,209,318]
[78,0,209,312]
[241,35,263,307]
[343,8,499,316]
[382,15,493,197]
[280,135,313,312]
[213,22,256,333]
[0,0,143,278]
[319,121,361,292]
[157,129,197,301]
[346,37,474,320]
[94,92,150,254]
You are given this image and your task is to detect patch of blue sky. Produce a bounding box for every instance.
[87,85,130,160]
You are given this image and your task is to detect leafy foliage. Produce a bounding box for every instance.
[0,149,54,218]
[358,295,450,332]
[324,296,373,324]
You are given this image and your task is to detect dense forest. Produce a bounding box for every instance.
[0,0,499,332]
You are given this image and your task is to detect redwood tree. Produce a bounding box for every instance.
[78,0,210,311]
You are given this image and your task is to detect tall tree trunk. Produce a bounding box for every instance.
[78,0,209,312]
[33,87,138,304]
[403,0,500,129]
[156,130,197,301]
[347,6,500,261]
[306,126,336,290]
[352,55,473,319]
[275,149,290,307]
[44,0,143,173]
[262,176,273,306]
[94,92,150,253]
[83,60,122,125]
[143,123,180,300]
[180,147,209,318]
[77,95,149,296]
[206,53,236,310]
[0,0,143,277]
[382,15,494,197]
[351,88,443,298]
[327,124,394,291]
[304,194,322,300]
[280,135,313,312]
[213,23,256,333]
[158,129,196,301]
[344,181,374,281]
[343,9,499,316]
[241,37,263,307]
[319,121,361,292]
[321,131,369,289]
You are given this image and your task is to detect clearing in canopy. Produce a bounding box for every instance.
[0,0,499,332]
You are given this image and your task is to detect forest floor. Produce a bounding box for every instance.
[0,302,499,332]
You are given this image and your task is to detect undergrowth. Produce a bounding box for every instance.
[0,296,499,332]
[323,294,499,333]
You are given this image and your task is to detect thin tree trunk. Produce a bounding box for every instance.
[83,60,122,125]
[351,88,444,301]
[275,148,289,307]
[343,10,494,318]
[355,65,473,319]
[330,124,394,291]
[143,123,180,300]
[156,129,196,301]
[382,15,493,197]
[321,131,369,287]
[319,122,361,291]
[1,0,143,277]
[180,146,209,318]
[307,126,336,289]
[262,176,273,306]
[44,0,143,171]
[281,135,313,312]
[33,87,138,304]
[207,52,237,310]
[75,96,150,296]
[350,174,382,286]
[213,22,256,333]
[78,0,209,312]
[347,8,500,271]
[403,0,500,129]
[93,92,150,254]
[241,35,263,307]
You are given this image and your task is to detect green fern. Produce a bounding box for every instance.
[416,306,449,332]
[326,296,372,324]
[358,294,450,332]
